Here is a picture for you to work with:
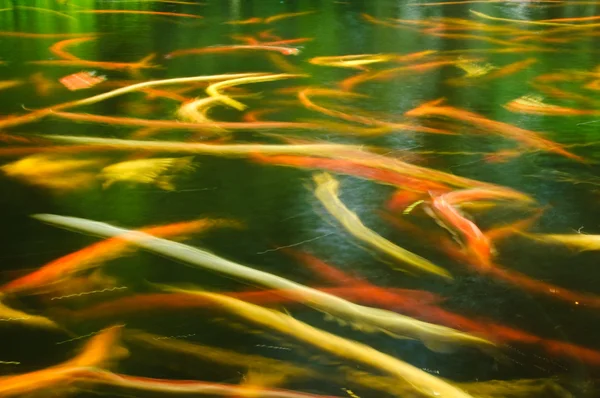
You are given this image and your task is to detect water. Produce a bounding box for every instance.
[1,0,600,397]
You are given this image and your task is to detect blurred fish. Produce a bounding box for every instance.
[0,80,24,91]
[313,173,452,279]
[0,154,104,192]
[310,54,396,70]
[160,290,476,398]
[49,36,96,61]
[207,73,305,111]
[99,156,195,190]
[71,367,339,398]
[32,214,495,354]
[405,98,585,162]
[166,45,300,59]
[454,56,497,77]
[224,17,263,25]
[1,218,241,295]
[429,193,494,270]
[519,232,600,251]
[0,295,59,330]
[253,153,450,192]
[0,325,125,397]
[504,94,600,116]
[265,11,316,24]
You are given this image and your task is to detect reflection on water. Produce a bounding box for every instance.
[1,0,600,397]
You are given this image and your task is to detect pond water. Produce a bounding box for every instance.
[1,0,600,397]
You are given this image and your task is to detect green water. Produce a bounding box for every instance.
[1,0,600,397]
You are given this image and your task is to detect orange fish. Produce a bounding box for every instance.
[0,325,125,397]
[405,98,585,162]
[504,95,600,116]
[252,153,450,192]
[430,192,494,269]
[166,45,300,59]
[1,218,241,295]
[70,367,337,398]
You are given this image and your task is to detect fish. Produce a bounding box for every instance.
[0,296,59,330]
[71,367,339,398]
[252,153,451,192]
[313,173,453,279]
[32,213,496,353]
[519,232,600,251]
[28,53,159,72]
[298,88,454,134]
[264,11,316,24]
[504,94,600,116]
[52,111,319,131]
[283,248,444,306]
[0,325,125,397]
[38,134,506,192]
[381,212,600,365]
[405,98,585,162]
[309,54,396,70]
[207,73,306,111]
[1,218,241,295]
[429,188,534,269]
[75,10,203,19]
[59,286,442,322]
[0,154,104,192]
[429,193,494,270]
[49,36,96,61]
[158,290,476,398]
[166,45,300,59]
[99,156,195,190]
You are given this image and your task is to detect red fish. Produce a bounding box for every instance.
[430,192,494,269]
[252,153,451,192]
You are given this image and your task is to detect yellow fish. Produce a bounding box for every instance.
[1,154,103,192]
[99,157,194,190]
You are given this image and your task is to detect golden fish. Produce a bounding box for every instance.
[32,214,495,354]
[313,173,452,279]
[167,290,476,398]
[99,157,195,190]
[455,56,497,77]
[309,54,396,70]
[1,154,103,192]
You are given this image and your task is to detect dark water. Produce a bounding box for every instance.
[1,0,600,397]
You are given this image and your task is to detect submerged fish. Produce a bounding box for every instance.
[99,156,195,190]
[0,154,104,192]
[309,54,396,70]
[0,325,125,397]
[520,232,600,251]
[32,214,495,354]
[313,173,452,279]
[162,290,476,398]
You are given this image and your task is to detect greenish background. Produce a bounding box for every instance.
[0,0,599,396]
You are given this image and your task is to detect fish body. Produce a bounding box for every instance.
[430,193,493,269]
[314,173,453,279]
[99,157,194,190]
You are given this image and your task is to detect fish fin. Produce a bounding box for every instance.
[156,179,176,191]
[422,339,457,354]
